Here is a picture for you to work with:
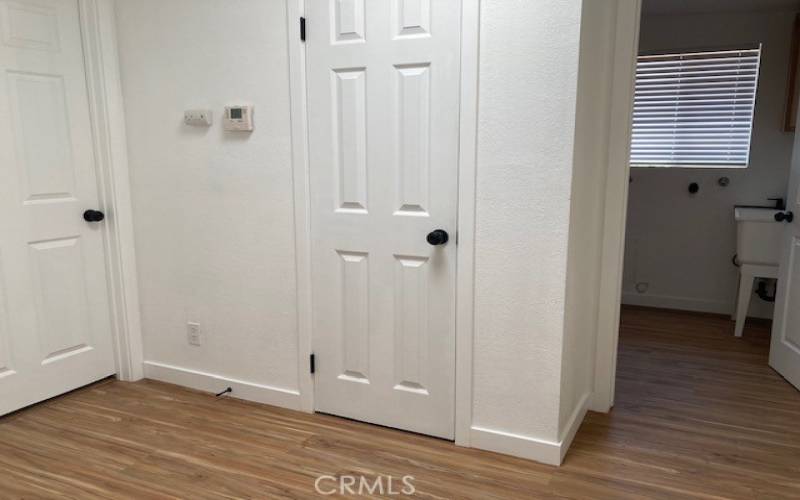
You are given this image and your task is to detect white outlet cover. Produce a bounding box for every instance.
[187,322,202,346]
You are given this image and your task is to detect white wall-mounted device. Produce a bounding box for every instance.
[184,109,213,127]
[224,105,254,132]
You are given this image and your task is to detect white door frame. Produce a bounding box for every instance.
[77,0,144,381]
[591,0,642,412]
[285,0,480,444]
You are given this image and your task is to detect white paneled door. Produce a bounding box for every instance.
[0,0,115,415]
[307,0,461,438]
[771,109,800,391]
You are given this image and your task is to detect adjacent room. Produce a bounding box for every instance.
[624,0,793,333]
[0,0,798,498]
[594,1,800,497]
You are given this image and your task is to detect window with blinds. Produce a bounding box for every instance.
[631,47,761,168]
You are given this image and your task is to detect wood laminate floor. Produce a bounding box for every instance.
[0,306,798,499]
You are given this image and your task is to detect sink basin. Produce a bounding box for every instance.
[734,207,783,266]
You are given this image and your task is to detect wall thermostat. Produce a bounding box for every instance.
[224,105,254,132]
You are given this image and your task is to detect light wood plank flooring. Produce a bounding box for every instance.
[0,307,798,499]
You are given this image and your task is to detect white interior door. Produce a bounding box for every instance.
[770,115,800,390]
[307,0,461,439]
[0,0,116,415]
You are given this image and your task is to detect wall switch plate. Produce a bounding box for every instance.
[187,322,202,346]
[184,109,213,127]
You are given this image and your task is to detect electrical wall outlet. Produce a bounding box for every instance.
[187,322,202,346]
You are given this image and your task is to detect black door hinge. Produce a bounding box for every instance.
[300,17,306,42]
[309,353,315,374]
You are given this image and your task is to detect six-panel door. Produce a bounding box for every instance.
[307,0,461,439]
[0,0,116,415]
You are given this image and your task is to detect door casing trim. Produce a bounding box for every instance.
[286,0,314,413]
[285,0,481,441]
[591,0,642,412]
[454,0,481,447]
[78,0,144,381]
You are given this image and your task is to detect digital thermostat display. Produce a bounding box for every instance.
[224,105,254,132]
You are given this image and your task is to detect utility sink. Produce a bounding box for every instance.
[734,207,783,266]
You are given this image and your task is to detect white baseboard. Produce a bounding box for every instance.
[143,361,303,411]
[469,426,562,466]
[558,392,590,463]
[145,361,592,467]
[469,392,591,466]
[622,292,729,315]
[622,292,774,319]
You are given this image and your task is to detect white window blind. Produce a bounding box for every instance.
[631,47,761,168]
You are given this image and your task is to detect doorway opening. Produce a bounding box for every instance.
[599,0,800,414]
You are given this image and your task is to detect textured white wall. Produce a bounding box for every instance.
[623,10,796,318]
[560,0,618,435]
[114,0,300,394]
[115,0,595,462]
[473,0,582,442]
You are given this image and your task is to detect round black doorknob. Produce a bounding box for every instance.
[775,211,794,223]
[426,229,449,246]
[83,209,105,223]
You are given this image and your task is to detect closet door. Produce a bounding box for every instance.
[306,0,461,439]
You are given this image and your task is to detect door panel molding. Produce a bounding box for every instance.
[77,0,143,381]
[332,67,368,213]
[28,235,91,361]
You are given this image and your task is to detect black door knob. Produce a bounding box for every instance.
[426,229,449,246]
[775,211,794,223]
[83,209,105,223]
